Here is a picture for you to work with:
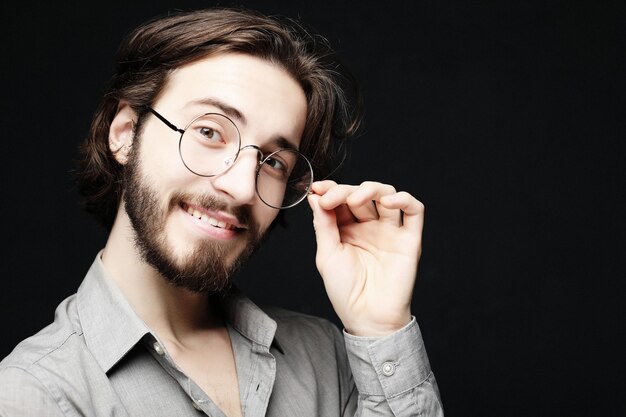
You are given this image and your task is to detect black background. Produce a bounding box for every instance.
[1,1,624,415]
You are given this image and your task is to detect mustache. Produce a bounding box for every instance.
[169,191,254,229]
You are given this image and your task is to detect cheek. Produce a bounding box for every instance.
[254,204,280,233]
[136,132,190,186]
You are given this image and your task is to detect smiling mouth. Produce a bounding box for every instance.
[179,202,241,231]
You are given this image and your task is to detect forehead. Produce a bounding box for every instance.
[154,53,308,148]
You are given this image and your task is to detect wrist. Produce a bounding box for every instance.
[344,314,412,337]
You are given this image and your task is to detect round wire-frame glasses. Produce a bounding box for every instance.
[146,107,314,209]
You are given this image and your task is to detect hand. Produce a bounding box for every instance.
[307,180,425,337]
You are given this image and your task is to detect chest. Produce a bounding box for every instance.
[104,333,345,417]
[183,350,242,417]
[166,330,242,417]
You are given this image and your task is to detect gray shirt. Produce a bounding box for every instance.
[0,254,443,416]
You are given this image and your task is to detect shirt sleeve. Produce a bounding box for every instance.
[0,366,66,417]
[343,317,444,416]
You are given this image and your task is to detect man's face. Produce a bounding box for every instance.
[121,53,308,292]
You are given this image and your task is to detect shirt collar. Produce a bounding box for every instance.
[219,287,283,354]
[76,252,283,373]
[76,252,151,373]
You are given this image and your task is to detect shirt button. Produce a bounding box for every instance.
[153,342,165,356]
[192,401,202,411]
[381,361,396,376]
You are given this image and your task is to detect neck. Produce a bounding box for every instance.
[101,206,222,343]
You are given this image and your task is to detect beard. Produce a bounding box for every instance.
[122,147,265,294]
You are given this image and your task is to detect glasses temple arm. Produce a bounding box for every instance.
[146,107,185,134]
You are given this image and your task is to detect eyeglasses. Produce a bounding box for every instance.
[146,107,314,209]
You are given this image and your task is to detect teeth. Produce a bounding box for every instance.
[183,204,235,230]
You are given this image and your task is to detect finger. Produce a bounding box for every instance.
[309,180,338,196]
[315,183,380,222]
[334,203,359,227]
[379,192,425,231]
[346,182,399,224]
[316,184,358,210]
[371,200,401,225]
[352,200,379,222]
[310,182,360,225]
[307,193,342,257]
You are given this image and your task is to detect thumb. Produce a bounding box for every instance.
[307,193,341,259]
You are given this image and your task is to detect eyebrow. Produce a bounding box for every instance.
[272,136,299,153]
[187,97,300,151]
[187,98,247,125]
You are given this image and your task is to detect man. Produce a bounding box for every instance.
[0,8,443,417]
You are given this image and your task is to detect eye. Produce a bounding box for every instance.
[262,155,290,179]
[197,126,224,143]
[186,113,235,147]
[265,156,286,171]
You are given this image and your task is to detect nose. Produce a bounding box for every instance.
[211,145,263,205]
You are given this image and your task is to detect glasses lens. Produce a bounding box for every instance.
[179,113,241,176]
[256,149,313,209]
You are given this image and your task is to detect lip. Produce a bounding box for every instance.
[177,202,245,240]
[180,202,246,229]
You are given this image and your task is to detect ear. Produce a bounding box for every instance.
[109,102,138,165]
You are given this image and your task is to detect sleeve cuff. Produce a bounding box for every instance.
[343,317,432,397]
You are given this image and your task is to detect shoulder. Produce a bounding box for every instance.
[0,366,66,416]
[0,295,81,416]
[1,295,80,371]
[0,295,85,391]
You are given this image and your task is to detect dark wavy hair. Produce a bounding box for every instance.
[75,7,362,230]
